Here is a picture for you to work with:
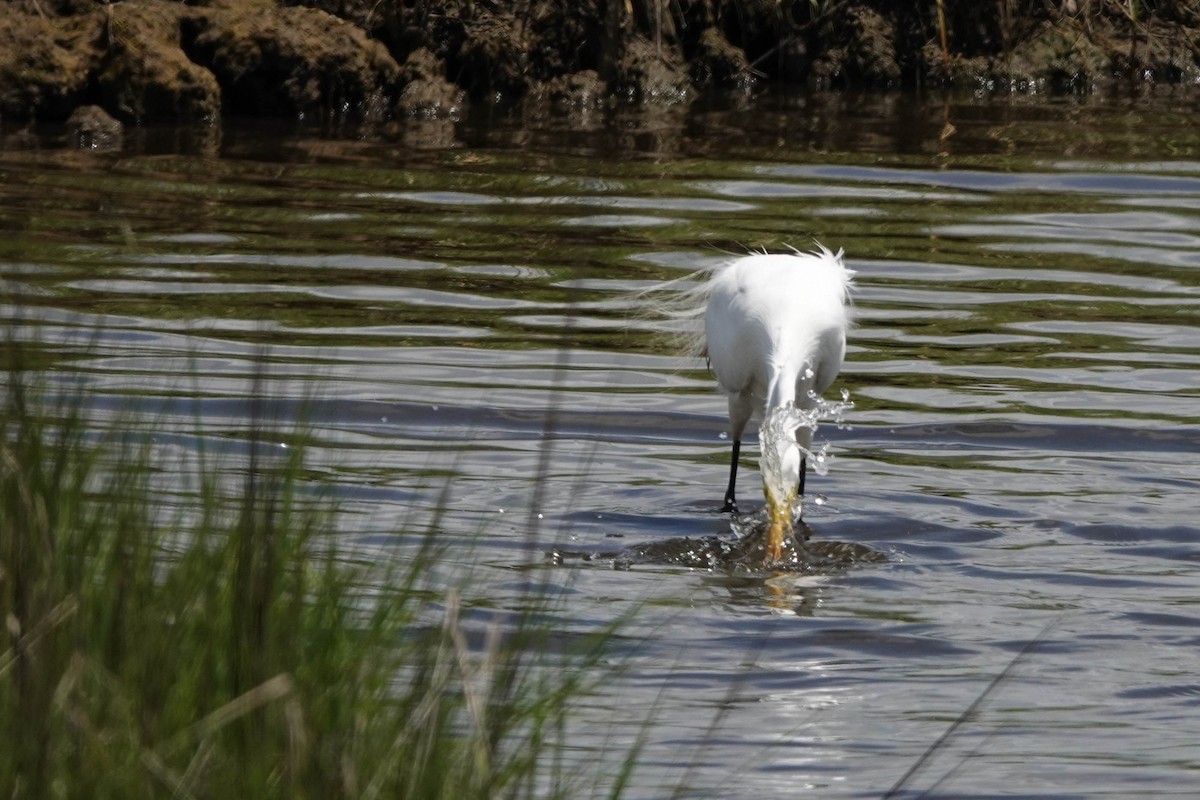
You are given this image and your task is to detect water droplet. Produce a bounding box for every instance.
[498,508,504,514]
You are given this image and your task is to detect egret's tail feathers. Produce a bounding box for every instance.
[625,268,711,358]
[632,241,852,362]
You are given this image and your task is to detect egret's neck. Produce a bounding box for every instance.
[765,348,816,412]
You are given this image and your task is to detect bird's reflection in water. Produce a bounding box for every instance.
[549,514,884,612]
[711,573,825,616]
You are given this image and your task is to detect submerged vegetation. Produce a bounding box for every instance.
[0,347,621,799]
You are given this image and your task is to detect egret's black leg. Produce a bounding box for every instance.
[721,439,741,513]
[796,460,806,522]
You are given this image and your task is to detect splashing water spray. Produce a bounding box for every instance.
[752,389,854,563]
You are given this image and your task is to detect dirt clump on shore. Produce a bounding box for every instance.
[1,0,1198,129]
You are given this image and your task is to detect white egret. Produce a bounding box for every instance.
[703,244,853,561]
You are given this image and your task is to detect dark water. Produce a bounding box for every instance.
[4,90,1200,797]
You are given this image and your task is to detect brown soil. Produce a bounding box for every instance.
[1,1,1198,127]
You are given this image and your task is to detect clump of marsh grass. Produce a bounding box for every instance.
[0,343,623,799]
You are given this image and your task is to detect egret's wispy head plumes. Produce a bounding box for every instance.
[639,243,854,565]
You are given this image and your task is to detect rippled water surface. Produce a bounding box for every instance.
[4,92,1200,797]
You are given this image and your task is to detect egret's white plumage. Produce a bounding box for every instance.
[703,245,853,559]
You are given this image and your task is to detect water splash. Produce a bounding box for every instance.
[547,390,864,574]
[758,390,854,520]
[550,524,885,576]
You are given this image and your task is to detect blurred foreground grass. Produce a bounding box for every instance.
[0,345,627,799]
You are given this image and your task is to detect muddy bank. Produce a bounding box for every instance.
[1,0,1198,129]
